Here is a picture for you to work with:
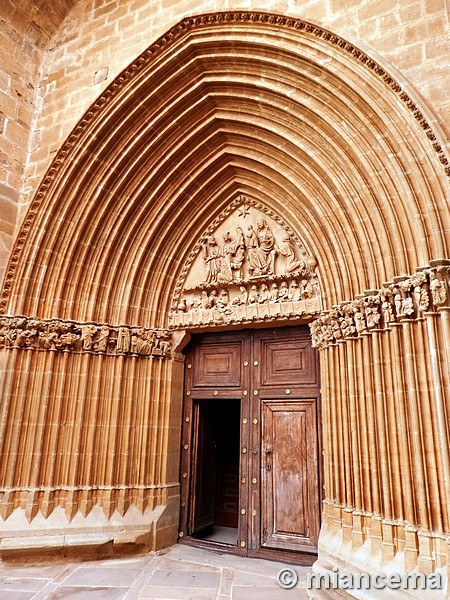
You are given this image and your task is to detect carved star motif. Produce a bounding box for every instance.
[238,203,250,218]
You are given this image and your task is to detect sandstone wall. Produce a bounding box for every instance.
[0,3,45,280]
[31,0,450,216]
[0,0,448,284]
[0,6,448,593]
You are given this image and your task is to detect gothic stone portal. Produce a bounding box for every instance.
[179,326,322,564]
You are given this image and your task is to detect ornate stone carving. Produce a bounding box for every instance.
[430,271,447,306]
[381,293,395,325]
[0,316,173,359]
[169,196,321,328]
[2,12,448,316]
[364,295,381,329]
[310,261,450,348]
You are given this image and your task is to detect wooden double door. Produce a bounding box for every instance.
[179,326,322,563]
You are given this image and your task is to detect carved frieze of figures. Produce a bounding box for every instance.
[169,196,321,328]
[0,316,173,359]
[170,277,321,328]
[309,261,450,349]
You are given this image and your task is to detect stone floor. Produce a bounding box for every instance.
[0,543,311,599]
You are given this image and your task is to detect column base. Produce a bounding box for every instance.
[0,497,179,561]
[308,553,447,600]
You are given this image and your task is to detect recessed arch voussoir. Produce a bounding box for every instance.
[1,11,449,324]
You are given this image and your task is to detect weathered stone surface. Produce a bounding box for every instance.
[0,6,448,600]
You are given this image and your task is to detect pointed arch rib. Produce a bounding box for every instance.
[2,13,449,325]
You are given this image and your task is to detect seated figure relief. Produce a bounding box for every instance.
[199,212,307,285]
[170,197,321,328]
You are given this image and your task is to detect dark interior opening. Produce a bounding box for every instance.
[191,398,240,545]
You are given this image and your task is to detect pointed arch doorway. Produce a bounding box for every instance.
[172,194,323,564]
[178,324,322,565]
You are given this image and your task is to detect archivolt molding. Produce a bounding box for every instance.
[1,11,449,323]
[29,12,450,187]
[0,13,448,568]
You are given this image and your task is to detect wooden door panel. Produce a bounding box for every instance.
[261,400,320,552]
[190,403,217,534]
[256,330,319,389]
[181,326,321,561]
[192,341,242,388]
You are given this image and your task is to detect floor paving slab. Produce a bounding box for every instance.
[93,556,151,568]
[0,577,50,592]
[217,567,233,596]
[45,587,128,600]
[139,586,218,599]
[0,565,67,578]
[148,569,221,588]
[24,582,58,600]
[232,586,309,600]
[232,571,280,586]
[0,593,35,600]
[158,556,223,572]
[59,565,143,587]
[0,543,313,599]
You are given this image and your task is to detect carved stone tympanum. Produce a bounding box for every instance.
[169,196,321,328]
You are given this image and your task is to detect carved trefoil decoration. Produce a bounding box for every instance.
[169,196,321,328]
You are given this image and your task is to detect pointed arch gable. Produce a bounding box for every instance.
[1,11,449,327]
[0,14,449,578]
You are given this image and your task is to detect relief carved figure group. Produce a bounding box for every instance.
[200,217,307,285]
[0,317,173,358]
[173,277,318,327]
[310,263,450,349]
[170,200,321,328]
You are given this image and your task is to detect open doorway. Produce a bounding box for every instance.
[190,398,240,546]
[179,327,321,563]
